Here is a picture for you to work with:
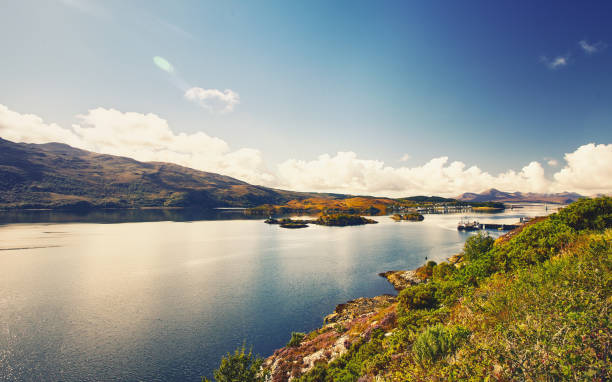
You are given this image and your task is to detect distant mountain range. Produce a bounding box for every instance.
[456,188,583,204]
[0,137,327,209]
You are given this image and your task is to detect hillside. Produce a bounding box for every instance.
[0,137,324,209]
[207,197,612,381]
[457,188,583,204]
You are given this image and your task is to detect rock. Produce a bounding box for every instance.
[324,295,396,324]
[378,270,423,291]
[264,295,397,381]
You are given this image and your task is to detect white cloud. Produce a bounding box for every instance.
[0,104,610,197]
[275,153,552,196]
[541,55,569,69]
[399,153,411,162]
[579,40,606,54]
[184,87,240,113]
[0,104,82,146]
[553,143,612,195]
[0,104,271,185]
[547,159,558,166]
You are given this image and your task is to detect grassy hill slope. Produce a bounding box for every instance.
[0,137,322,209]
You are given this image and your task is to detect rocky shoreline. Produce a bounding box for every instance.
[377,270,423,291]
[264,293,397,381]
[263,265,430,381]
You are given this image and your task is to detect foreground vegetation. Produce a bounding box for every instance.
[208,197,611,381]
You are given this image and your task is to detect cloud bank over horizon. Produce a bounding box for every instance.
[0,104,610,197]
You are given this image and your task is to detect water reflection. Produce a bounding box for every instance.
[0,208,258,225]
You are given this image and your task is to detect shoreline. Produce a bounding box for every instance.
[263,262,442,380]
[263,222,535,380]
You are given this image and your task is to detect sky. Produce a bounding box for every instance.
[0,0,611,196]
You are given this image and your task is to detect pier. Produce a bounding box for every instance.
[478,223,519,230]
[458,220,519,231]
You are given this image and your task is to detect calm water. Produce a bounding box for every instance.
[0,205,553,381]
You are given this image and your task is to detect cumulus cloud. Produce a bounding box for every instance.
[0,104,82,146]
[541,55,569,69]
[553,143,612,195]
[579,40,606,54]
[0,104,610,197]
[184,87,240,113]
[547,159,558,166]
[276,153,552,196]
[0,104,272,185]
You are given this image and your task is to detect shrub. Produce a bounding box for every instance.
[287,332,306,347]
[412,324,470,363]
[205,344,266,382]
[462,232,494,262]
[398,283,438,310]
[496,218,575,270]
[553,196,612,231]
[432,262,455,281]
[415,261,437,279]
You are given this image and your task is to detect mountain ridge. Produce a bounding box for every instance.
[456,188,583,204]
[0,137,329,209]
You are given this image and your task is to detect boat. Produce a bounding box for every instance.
[457,218,481,231]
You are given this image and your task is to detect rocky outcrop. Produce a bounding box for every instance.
[378,270,423,291]
[264,296,397,381]
[323,295,396,324]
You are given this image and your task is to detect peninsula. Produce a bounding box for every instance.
[211,197,612,381]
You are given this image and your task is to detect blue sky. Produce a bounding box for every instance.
[0,0,611,196]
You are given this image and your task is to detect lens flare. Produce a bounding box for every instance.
[153,56,174,73]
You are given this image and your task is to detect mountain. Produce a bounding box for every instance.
[0,137,326,209]
[456,188,583,204]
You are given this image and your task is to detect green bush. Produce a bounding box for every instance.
[412,324,470,363]
[205,344,265,382]
[496,218,575,270]
[296,364,328,382]
[432,262,455,282]
[553,196,612,231]
[398,283,438,310]
[462,232,494,261]
[287,332,306,347]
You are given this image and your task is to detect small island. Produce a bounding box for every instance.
[470,202,505,212]
[265,218,314,229]
[313,214,377,226]
[265,214,377,229]
[391,213,424,222]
